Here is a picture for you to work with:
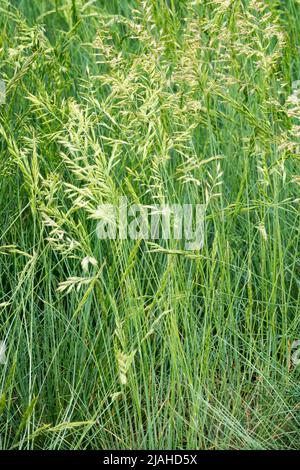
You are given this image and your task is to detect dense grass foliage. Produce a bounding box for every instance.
[0,0,300,450]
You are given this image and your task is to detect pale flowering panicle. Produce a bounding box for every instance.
[81,256,98,273]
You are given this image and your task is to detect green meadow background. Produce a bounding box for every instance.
[0,0,300,449]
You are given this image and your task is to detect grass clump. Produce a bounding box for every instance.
[0,0,300,450]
